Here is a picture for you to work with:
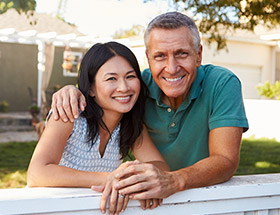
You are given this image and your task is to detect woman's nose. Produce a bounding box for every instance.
[117,79,129,92]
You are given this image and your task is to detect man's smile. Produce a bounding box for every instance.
[163,75,185,82]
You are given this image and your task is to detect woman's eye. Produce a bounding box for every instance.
[106,77,116,81]
[127,75,137,79]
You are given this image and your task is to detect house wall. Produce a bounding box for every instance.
[0,42,85,112]
[0,42,38,112]
[202,39,275,99]
[44,46,86,108]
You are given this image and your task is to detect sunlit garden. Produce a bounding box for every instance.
[1,137,280,189]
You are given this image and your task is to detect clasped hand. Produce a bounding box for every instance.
[92,160,166,214]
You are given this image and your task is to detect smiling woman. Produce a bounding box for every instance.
[26,41,169,214]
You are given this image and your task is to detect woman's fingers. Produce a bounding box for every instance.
[122,195,129,212]
[115,194,125,214]
[100,184,112,214]
[109,188,118,214]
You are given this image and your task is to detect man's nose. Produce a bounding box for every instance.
[165,56,178,74]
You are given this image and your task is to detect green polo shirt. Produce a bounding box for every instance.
[142,64,249,171]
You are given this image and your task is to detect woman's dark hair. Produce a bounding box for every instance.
[78,41,148,159]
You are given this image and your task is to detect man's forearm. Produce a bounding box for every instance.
[171,155,238,192]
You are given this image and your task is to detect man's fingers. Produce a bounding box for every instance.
[127,189,155,200]
[150,199,159,209]
[51,95,59,121]
[118,181,150,197]
[62,99,74,122]
[140,200,146,210]
[79,94,86,111]
[115,171,149,191]
[51,104,59,121]
[115,163,147,181]
[56,100,69,122]
[70,96,79,120]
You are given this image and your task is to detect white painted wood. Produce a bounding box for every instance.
[0,174,280,215]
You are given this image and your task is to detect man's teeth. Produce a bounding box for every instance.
[114,96,130,100]
[165,77,182,82]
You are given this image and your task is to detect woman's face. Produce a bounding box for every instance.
[90,55,140,118]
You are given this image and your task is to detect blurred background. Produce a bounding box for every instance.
[0,0,280,188]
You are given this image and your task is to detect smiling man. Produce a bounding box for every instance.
[51,12,248,204]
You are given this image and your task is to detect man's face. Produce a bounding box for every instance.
[146,27,202,102]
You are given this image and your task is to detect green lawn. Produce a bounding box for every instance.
[1,138,280,189]
[236,137,280,175]
[0,141,37,188]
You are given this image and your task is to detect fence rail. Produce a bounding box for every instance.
[1,173,280,215]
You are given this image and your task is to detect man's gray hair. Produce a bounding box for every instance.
[144,11,201,52]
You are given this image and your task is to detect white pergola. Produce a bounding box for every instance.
[0,28,132,110]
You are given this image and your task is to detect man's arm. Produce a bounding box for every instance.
[51,85,86,122]
[114,126,243,199]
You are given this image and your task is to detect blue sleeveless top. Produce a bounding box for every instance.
[47,111,122,172]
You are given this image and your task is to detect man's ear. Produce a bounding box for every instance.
[145,49,149,61]
[196,45,203,67]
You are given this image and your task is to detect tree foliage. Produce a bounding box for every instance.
[0,0,36,15]
[113,24,145,39]
[145,0,280,50]
[257,81,280,100]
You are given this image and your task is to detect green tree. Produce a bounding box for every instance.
[257,81,280,100]
[113,24,145,39]
[0,0,36,14]
[144,0,280,50]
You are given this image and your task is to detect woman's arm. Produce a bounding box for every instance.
[27,114,109,187]
[132,125,170,171]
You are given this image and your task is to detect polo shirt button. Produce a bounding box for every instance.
[167,108,172,112]
[171,122,175,127]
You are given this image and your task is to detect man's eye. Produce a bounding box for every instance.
[176,52,188,58]
[154,54,165,60]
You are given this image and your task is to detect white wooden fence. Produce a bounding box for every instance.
[0,173,280,215]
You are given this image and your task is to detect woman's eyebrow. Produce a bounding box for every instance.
[126,70,136,74]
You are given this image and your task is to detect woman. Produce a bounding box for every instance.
[27,42,169,214]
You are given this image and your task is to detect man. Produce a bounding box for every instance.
[51,12,248,200]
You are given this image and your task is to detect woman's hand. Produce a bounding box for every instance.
[92,161,140,214]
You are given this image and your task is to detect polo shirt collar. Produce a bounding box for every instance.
[187,66,205,101]
[148,77,162,104]
[148,66,205,106]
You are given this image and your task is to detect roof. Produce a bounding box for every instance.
[0,9,84,36]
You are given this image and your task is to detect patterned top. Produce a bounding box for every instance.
[47,111,122,172]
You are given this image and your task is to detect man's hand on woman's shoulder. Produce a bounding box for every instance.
[51,85,86,122]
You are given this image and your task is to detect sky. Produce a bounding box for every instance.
[35,0,172,37]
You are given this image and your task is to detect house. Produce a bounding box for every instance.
[1,9,280,112]
[0,9,86,112]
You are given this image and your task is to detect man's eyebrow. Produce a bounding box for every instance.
[174,48,188,54]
